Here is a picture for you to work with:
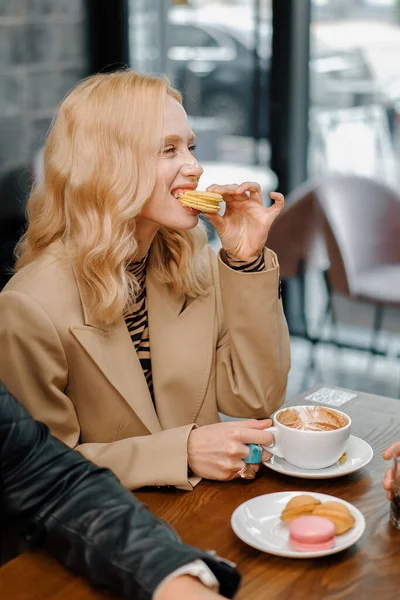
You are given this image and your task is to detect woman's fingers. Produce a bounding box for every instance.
[261,448,272,462]
[228,419,274,454]
[206,183,239,196]
[187,419,275,481]
[384,466,393,489]
[236,181,261,196]
[205,183,285,216]
[383,441,400,460]
[206,182,262,203]
[383,466,393,500]
[267,192,285,220]
[270,191,284,207]
[234,427,274,448]
[237,418,273,429]
[383,443,400,501]
[202,211,225,229]
[244,464,260,476]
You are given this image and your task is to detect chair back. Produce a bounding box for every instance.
[315,175,400,296]
[268,179,328,278]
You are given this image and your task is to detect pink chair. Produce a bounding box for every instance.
[315,174,400,355]
[270,174,400,357]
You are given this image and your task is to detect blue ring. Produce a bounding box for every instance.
[244,443,263,464]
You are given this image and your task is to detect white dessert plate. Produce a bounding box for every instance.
[231,491,365,558]
[263,435,373,479]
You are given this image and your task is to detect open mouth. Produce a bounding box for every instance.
[172,188,196,200]
[172,189,200,215]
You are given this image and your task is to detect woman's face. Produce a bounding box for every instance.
[138,94,203,231]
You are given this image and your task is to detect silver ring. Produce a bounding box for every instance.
[237,464,256,479]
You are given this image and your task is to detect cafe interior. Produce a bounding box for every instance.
[1,0,400,598]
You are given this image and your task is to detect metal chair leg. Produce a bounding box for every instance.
[370,304,384,355]
[301,302,330,390]
[321,271,346,385]
[365,304,384,380]
[302,272,333,388]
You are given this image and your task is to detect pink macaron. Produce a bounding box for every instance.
[288,515,336,552]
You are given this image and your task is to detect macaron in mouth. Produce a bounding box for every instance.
[168,188,199,215]
[179,190,223,214]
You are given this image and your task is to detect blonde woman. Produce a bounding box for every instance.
[0,70,290,491]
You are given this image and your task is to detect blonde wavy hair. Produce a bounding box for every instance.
[15,70,209,325]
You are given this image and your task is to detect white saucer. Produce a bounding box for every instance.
[263,435,373,479]
[231,491,365,558]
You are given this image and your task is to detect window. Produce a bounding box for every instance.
[308,0,400,187]
[129,0,273,164]
[169,24,219,48]
[129,0,275,244]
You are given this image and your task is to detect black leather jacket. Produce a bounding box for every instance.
[0,384,240,599]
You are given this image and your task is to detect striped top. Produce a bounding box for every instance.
[223,251,265,272]
[124,250,266,402]
[124,254,154,399]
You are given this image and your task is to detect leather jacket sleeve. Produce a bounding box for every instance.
[0,384,240,599]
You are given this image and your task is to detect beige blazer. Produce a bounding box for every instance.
[0,243,290,490]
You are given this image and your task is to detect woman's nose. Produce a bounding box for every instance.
[181,156,203,178]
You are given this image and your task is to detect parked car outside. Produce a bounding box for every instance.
[166,7,376,136]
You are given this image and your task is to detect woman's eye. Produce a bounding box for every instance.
[189,144,197,154]
[163,146,175,154]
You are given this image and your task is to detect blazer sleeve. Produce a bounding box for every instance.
[0,386,240,600]
[0,290,198,491]
[212,246,291,418]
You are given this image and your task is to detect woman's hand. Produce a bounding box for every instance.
[204,182,284,261]
[383,442,398,500]
[187,419,274,481]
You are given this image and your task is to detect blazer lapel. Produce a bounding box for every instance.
[147,274,215,429]
[70,271,161,434]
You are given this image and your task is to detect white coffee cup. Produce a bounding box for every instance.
[264,405,351,470]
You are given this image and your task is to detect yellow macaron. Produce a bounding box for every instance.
[179,190,223,214]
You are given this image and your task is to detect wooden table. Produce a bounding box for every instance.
[1,385,400,599]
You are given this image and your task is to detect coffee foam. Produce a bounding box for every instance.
[277,406,347,431]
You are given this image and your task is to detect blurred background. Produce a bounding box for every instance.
[1,0,400,400]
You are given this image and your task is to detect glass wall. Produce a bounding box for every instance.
[129,0,275,245]
[0,0,87,289]
[308,0,400,187]
[128,0,272,154]
[300,0,400,398]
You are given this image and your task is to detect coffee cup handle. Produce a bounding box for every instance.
[263,427,284,458]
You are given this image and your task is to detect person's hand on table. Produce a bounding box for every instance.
[155,575,228,599]
[204,182,284,261]
[383,442,399,500]
[188,418,273,481]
